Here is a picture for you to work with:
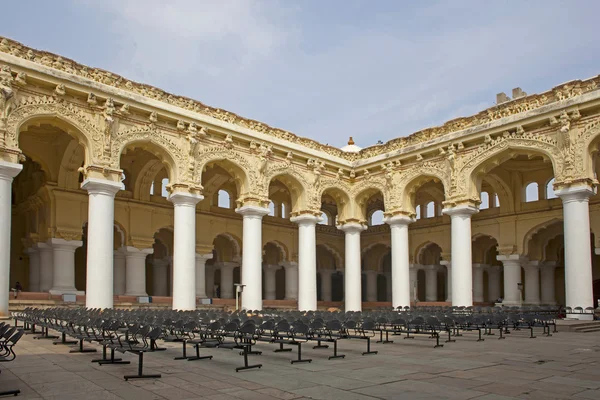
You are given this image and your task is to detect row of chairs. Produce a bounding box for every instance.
[12,305,560,378]
[0,322,24,396]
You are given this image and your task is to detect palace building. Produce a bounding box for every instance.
[1,36,599,319]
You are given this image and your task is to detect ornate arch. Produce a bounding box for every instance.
[396,161,450,215]
[213,232,242,262]
[57,139,85,190]
[480,172,513,212]
[7,97,98,163]
[134,159,165,201]
[352,178,387,221]
[196,146,254,198]
[113,125,180,182]
[264,164,310,213]
[316,243,344,269]
[460,134,563,200]
[263,240,289,262]
[414,241,443,265]
[577,116,600,180]
[522,218,563,257]
[316,178,352,221]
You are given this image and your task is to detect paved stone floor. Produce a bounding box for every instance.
[0,325,599,399]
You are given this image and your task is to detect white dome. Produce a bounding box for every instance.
[341,137,362,153]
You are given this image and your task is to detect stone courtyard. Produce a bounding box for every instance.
[0,326,599,400]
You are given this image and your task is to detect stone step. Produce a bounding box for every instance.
[575,327,600,333]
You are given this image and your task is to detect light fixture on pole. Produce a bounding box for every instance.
[234,283,245,311]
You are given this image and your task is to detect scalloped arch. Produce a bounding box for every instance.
[196,147,254,196]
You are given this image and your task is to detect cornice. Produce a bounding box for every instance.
[2,35,600,169]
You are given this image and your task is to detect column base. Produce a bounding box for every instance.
[566,313,594,321]
[49,289,84,296]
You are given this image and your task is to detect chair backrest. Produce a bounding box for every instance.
[8,329,24,345]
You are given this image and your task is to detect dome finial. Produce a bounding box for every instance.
[348,136,355,145]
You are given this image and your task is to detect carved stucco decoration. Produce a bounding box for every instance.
[195,146,258,205]
[262,161,312,214]
[349,176,389,221]
[3,36,599,160]
[458,130,563,200]
[575,115,600,182]
[313,178,353,221]
[5,94,102,163]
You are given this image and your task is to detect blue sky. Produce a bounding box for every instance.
[2,1,599,149]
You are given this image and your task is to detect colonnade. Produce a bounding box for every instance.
[0,159,596,320]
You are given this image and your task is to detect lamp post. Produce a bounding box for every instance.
[234,283,246,311]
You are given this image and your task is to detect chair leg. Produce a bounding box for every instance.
[53,331,77,346]
[98,348,129,365]
[187,343,213,361]
[362,337,377,355]
[69,338,97,353]
[274,342,292,353]
[328,339,345,360]
[290,343,312,364]
[124,352,161,380]
[235,346,262,372]
[313,339,329,349]
[0,389,20,396]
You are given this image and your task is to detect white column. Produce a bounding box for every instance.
[124,247,152,296]
[169,192,203,311]
[82,178,121,309]
[219,262,237,299]
[26,248,40,292]
[236,205,269,310]
[556,185,595,319]
[487,265,502,302]
[49,238,82,295]
[339,223,366,311]
[365,270,378,302]
[0,161,21,316]
[497,254,522,305]
[113,248,126,296]
[37,242,53,292]
[152,258,169,296]
[291,214,319,311]
[205,264,215,297]
[524,261,541,305]
[472,263,485,303]
[195,253,212,298]
[441,261,451,302]
[409,265,419,302]
[320,269,333,301]
[283,261,298,300]
[264,264,279,300]
[425,265,438,301]
[540,261,557,305]
[442,205,478,306]
[384,215,414,309]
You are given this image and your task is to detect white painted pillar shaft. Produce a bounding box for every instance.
[540,263,556,304]
[169,192,202,311]
[487,266,501,302]
[219,263,236,299]
[425,266,438,301]
[320,269,333,301]
[26,248,40,292]
[113,249,126,296]
[195,254,211,298]
[443,205,478,307]
[264,265,278,300]
[152,258,169,296]
[82,178,121,309]
[409,266,419,302]
[498,255,522,305]
[385,215,413,309]
[472,264,485,303]
[524,263,541,305]
[236,206,269,310]
[366,270,378,302]
[283,262,298,300]
[0,161,21,316]
[340,223,365,311]
[37,243,53,292]
[124,247,152,296]
[556,185,594,318]
[291,214,319,311]
[49,238,82,294]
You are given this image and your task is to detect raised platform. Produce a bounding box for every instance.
[556,319,600,332]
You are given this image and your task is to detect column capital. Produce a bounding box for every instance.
[472,263,488,269]
[542,260,558,269]
[264,264,281,271]
[524,260,541,270]
[195,253,213,262]
[423,264,439,271]
[554,183,595,203]
[215,261,238,270]
[168,191,203,206]
[235,205,269,218]
[384,214,415,226]
[0,160,22,180]
[496,254,525,264]
[364,269,379,276]
[485,264,501,272]
[48,238,83,251]
[442,204,479,217]
[151,257,169,268]
[81,177,122,196]
[319,268,335,274]
[290,213,320,226]
[281,261,298,269]
[337,222,367,233]
[124,246,154,259]
[409,263,422,271]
